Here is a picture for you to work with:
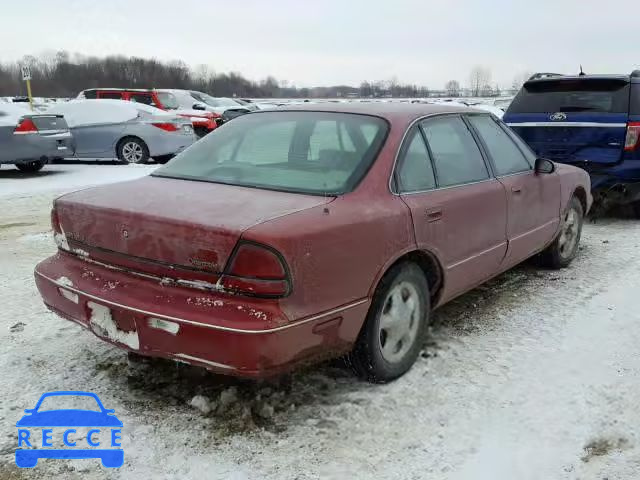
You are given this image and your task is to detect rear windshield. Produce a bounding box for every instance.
[630,84,640,115]
[508,79,630,113]
[153,111,388,195]
[157,92,179,110]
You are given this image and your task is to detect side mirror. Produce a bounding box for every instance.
[535,158,555,174]
[192,103,206,111]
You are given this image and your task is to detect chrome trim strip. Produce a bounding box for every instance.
[509,218,558,241]
[397,178,496,196]
[36,270,368,334]
[507,122,627,128]
[173,353,236,370]
[446,241,508,270]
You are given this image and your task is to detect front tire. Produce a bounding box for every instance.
[539,196,584,269]
[117,137,149,164]
[16,160,45,172]
[348,263,429,383]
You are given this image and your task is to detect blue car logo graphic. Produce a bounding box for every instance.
[16,391,123,468]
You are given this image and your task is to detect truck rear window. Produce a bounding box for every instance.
[153,111,388,195]
[508,79,630,114]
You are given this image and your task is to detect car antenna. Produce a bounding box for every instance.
[579,65,586,76]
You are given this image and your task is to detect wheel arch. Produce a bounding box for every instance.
[572,186,588,216]
[369,248,445,308]
[116,135,148,151]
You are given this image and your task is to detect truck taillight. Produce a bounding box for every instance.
[220,242,290,298]
[152,122,180,132]
[624,122,640,151]
[14,118,38,134]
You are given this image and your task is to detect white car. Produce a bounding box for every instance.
[156,89,252,116]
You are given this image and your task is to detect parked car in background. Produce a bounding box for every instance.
[46,100,195,163]
[77,89,218,137]
[493,97,513,111]
[463,102,505,118]
[35,103,590,383]
[187,91,256,112]
[0,102,73,172]
[504,71,640,215]
[156,89,253,130]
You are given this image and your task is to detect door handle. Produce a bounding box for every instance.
[426,208,443,222]
[511,186,523,194]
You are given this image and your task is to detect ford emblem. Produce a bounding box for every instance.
[550,112,567,121]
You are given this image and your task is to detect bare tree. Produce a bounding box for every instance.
[511,71,534,92]
[445,80,461,97]
[469,66,492,97]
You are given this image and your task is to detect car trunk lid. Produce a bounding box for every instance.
[30,114,70,135]
[507,112,628,165]
[53,176,333,285]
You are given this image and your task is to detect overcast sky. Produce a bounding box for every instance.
[0,0,636,89]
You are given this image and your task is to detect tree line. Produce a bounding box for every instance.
[0,53,530,99]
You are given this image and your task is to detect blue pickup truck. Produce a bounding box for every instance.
[504,71,640,215]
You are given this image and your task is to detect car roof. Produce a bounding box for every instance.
[83,88,155,93]
[262,102,485,123]
[525,74,631,84]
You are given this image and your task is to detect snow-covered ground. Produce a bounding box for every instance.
[1,164,639,479]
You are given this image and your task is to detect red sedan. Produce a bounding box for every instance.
[35,103,591,382]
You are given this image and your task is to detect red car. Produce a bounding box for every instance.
[78,88,220,137]
[34,104,591,382]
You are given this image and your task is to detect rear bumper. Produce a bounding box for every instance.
[591,177,640,206]
[563,161,640,206]
[2,133,73,165]
[34,251,367,378]
[148,133,196,157]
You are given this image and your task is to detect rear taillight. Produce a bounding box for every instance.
[625,122,640,151]
[220,242,290,298]
[51,206,70,250]
[51,207,61,234]
[14,118,38,134]
[152,122,180,132]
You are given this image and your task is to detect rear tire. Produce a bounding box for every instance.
[631,201,640,219]
[16,160,45,172]
[539,196,584,269]
[348,263,429,383]
[117,137,149,164]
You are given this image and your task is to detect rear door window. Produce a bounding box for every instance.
[467,115,532,175]
[421,116,489,187]
[508,79,630,113]
[396,129,436,193]
[129,93,156,107]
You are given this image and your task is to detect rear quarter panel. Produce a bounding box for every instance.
[126,123,186,157]
[555,163,593,214]
[243,192,414,324]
